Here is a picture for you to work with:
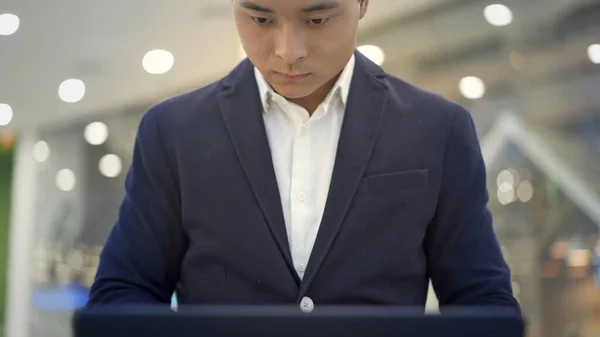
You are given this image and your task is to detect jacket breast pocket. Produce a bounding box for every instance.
[364,169,428,195]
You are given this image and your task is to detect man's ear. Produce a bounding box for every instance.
[359,0,369,19]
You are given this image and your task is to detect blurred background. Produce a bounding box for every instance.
[1,0,600,336]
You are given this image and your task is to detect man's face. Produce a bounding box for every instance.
[233,0,368,99]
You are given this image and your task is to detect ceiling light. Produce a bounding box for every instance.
[99,154,122,178]
[33,141,50,163]
[497,186,515,205]
[550,241,568,260]
[588,44,600,64]
[55,169,76,192]
[484,4,513,27]
[567,249,591,268]
[357,45,385,66]
[0,13,20,36]
[459,76,486,99]
[517,180,534,203]
[496,169,516,187]
[58,79,86,103]
[143,49,175,74]
[0,103,13,126]
[84,122,108,145]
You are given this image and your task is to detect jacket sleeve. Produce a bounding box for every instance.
[425,106,521,314]
[87,105,187,305]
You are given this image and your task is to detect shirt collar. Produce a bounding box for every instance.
[254,54,356,112]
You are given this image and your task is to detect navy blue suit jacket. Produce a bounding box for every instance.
[88,52,520,312]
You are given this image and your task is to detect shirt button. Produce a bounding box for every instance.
[298,264,306,273]
[297,192,306,201]
[300,296,314,313]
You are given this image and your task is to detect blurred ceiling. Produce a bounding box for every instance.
[360,0,600,126]
[0,0,448,130]
[2,0,600,131]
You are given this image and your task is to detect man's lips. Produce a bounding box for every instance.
[274,72,311,81]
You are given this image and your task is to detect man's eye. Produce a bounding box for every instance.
[251,17,272,25]
[308,18,330,26]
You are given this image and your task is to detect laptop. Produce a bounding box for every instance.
[73,305,524,337]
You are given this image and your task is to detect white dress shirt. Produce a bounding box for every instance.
[254,55,355,279]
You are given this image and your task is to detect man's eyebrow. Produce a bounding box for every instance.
[301,1,341,12]
[240,1,273,13]
[239,1,341,13]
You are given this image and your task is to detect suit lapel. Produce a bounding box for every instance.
[218,60,301,286]
[298,53,390,298]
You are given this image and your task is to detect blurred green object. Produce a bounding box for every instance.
[0,148,13,336]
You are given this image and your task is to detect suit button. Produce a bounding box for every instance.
[300,296,314,313]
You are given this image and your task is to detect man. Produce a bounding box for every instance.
[89,0,520,313]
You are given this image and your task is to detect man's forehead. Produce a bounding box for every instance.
[236,0,345,13]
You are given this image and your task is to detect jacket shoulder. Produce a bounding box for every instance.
[143,78,225,126]
[381,72,473,130]
[385,73,467,114]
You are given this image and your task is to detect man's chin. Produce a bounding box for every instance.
[270,84,316,100]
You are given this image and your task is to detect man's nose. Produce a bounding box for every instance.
[274,25,308,65]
